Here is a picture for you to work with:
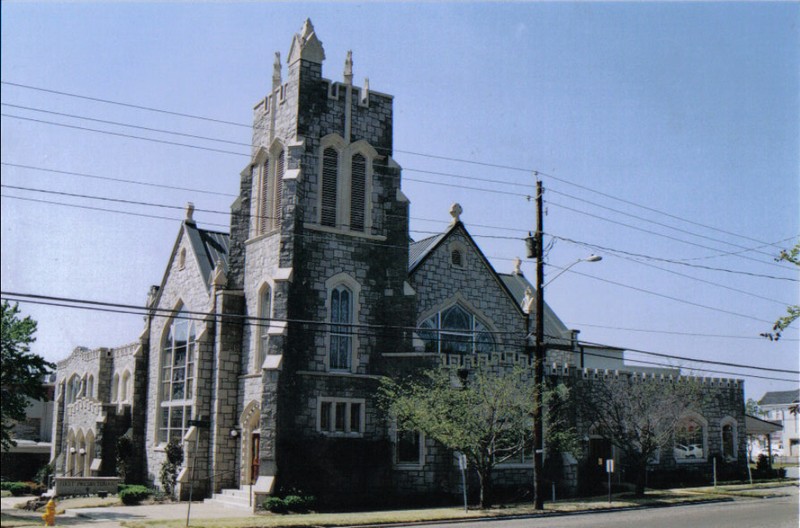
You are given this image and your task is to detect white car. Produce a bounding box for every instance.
[674,443,704,459]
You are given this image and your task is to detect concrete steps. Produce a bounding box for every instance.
[204,487,255,511]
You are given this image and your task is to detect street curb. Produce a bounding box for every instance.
[341,497,739,528]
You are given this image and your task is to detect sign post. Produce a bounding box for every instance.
[605,459,614,504]
[457,453,468,513]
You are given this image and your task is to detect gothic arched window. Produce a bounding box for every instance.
[158,309,196,443]
[256,284,272,372]
[418,304,495,355]
[329,285,353,370]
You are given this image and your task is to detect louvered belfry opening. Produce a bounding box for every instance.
[259,159,270,234]
[350,153,366,231]
[273,150,284,230]
[321,147,338,227]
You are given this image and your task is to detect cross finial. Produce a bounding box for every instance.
[449,203,463,225]
[185,202,195,224]
[513,257,522,275]
[344,50,353,85]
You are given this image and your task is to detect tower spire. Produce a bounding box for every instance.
[288,18,325,66]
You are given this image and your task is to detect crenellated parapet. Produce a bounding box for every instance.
[434,352,742,388]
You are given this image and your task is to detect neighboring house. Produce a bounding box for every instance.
[758,389,800,457]
[50,20,747,507]
[745,414,782,461]
[1,374,56,481]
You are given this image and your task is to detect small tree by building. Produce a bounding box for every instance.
[381,366,568,509]
[160,440,183,499]
[577,373,705,497]
[1,301,55,451]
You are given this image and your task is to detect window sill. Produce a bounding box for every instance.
[395,463,425,470]
[674,458,706,464]
[245,230,281,246]
[304,223,386,241]
[318,431,364,439]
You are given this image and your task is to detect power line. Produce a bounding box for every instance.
[4,290,798,378]
[1,81,251,129]
[2,114,249,157]
[1,162,237,197]
[555,267,784,325]
[6,160,793,285]
[3,190,794,325]
[550,234,799,282]
[5,106,794,268]
[546,187,779,260]
[5,100,787,265]
[545,256,792,307]
[0,194,230,229]
[1,103,253,148]
[3,80,786,252]
[567,321,799,342]
[546,199,791,271]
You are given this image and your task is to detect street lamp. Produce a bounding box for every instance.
[543,255,602,288]
[531,253,601,507]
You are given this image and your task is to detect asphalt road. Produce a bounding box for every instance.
[3,487,798,528]
[443,487,799,528]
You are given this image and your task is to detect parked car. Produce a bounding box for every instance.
[674,443,704,459]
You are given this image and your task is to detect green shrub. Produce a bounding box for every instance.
[263,494,315,514]
[264,496,288,513]
[119,485,152,505]
[0,481,43,496]
[159,440,183,499]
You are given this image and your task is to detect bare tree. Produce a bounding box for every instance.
[578,373,704,496]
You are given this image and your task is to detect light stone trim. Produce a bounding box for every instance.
[303,223,387,241]
[297,370,382,381]
[274,267,293,282]
[263,355,283,370]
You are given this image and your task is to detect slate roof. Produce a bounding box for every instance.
[185,222,229,287]
[498,272,572,346]
[408,233,447,271]
[758,389,800,406]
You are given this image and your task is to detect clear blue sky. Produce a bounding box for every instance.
[2,2,798,402]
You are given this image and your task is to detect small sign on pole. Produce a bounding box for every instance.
[605,459,614,504]
[457,453,468,513]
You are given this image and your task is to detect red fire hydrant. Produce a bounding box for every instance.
[42,498,57,526]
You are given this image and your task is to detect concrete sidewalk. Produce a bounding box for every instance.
[2,496,256,528]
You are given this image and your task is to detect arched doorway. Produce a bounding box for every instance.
[240,401,261,486]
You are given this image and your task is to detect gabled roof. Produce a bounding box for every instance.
[408,221,527,318]
[185,223,229,286]
[409,233,447,271]
[151,221,230,310]
[758,389,800,406]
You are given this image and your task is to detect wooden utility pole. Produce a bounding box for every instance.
[532,179,545,510]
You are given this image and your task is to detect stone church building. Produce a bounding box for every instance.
[51,20,747,508]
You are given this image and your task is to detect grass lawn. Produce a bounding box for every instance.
[118,489,739,528]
